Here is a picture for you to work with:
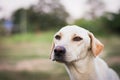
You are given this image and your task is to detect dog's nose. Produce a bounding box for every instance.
[54,46,66,56]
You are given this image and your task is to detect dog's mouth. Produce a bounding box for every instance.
[52,56,66,63]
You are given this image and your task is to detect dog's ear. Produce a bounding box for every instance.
[88,32,104,57]
[49,42,55,59]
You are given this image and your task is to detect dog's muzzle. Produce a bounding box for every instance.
[53,46,66,62]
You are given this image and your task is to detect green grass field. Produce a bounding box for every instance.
[0,31,120,80]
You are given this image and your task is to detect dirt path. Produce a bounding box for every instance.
[0,56,119,72]
[0,59,55,72]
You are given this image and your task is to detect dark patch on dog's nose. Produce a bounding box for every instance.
[53,46,66,62]
[54,46,66,55]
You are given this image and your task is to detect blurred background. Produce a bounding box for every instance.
[0,0,120,80]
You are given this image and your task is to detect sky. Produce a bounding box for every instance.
[0,0,120,20]
[60,0,120,19]
[0,0,39,19]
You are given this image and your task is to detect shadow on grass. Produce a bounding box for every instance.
[0,70,69,80]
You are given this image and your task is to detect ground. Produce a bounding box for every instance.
[0,32,120,80]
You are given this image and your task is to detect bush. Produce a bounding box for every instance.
[74,18,106,36]
[101,11,120,34]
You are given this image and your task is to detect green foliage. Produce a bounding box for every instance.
[0,20,6,35]
[101,11,120,34]
[12,0,69,33]
[27,9,67,31]
[2,31,54,43]
[75,11,120,35]
[12,8,67,33]
[75,18,106,36]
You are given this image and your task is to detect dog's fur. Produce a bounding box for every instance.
[50,25,119,80]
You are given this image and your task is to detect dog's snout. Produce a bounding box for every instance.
[54,46,66,55]
[53,46,66,62]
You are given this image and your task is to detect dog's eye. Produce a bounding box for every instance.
[55,35,61,40]
[73,36,83,41]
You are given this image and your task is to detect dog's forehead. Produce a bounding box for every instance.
[58,25,88,36]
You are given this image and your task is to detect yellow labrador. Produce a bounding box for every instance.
[50,25,119,80]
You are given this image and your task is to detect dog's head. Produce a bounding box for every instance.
[50,25,104,63]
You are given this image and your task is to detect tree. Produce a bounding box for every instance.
[12,9,27,33]
[34,0,68,20]
[12,0,69,33]
[33,0,69,30]
[102,11,120,34]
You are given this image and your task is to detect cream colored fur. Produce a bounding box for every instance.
[50,25,119,80]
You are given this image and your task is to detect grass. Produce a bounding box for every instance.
[1,31,55,43]
[0,31,55,61]
[102,36,120,57]
[0,42,50,61]
[0,31,120,80]
[0,70,69,80]
[0,31,69,80]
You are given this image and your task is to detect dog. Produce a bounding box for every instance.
[50,25,119,80]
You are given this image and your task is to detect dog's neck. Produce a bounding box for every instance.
[65,53,97,80]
